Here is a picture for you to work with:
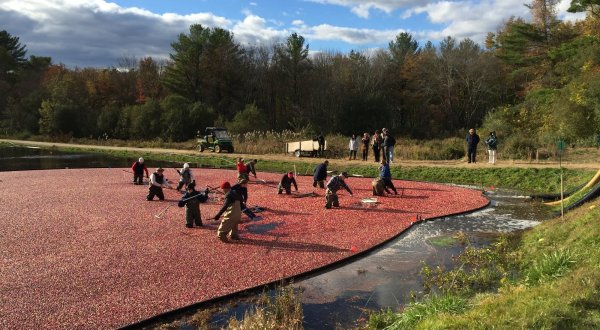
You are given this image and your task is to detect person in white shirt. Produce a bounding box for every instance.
[348,134,359,160]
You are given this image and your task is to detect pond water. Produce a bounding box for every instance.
[0,144,180,171]
[0,145,552,329]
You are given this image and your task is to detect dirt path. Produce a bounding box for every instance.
[2,139,599,170]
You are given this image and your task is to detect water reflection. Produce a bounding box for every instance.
[0,145,178,171]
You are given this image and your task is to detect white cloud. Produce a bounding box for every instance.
[402,0,530,42]
[292,19,305,26]
[0,0,231,67]
[231,15,289,46]
[305,0,429,18]
[307,24,403,44]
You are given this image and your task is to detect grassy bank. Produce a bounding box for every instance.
[366,197,600,329]
[6,133,600,162]
[2,141,594,195]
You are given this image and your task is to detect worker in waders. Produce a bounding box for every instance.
[131,157,149,185]
[176,163,195,191]
[178,182,209,228]
[313,160,329,188]
[214,181,243,242]
[231,179,261,221]
[245,159,258,179]
[278,172,298,194]
[325,172,353,209]
[147,167,171,201]
[379,159,398,195]
[236,158,249,182]
[372,178,386,196]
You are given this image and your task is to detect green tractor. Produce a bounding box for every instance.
[197,127,234,153]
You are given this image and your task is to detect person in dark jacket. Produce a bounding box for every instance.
[317,134,325,157]
[147,167,171,201]
[214,181,243,242]
[382,128,396,164]
[379,159,397,194]
[178,182,209,228]
[245,159,258,179]
[372,130,382,163]
[484,131,498,164]
[313,160,329,188]
[278,172,298,194]
[131,157,149,185]
[466,128,480,163]
[325,172,353,209]
[231,179,260,221]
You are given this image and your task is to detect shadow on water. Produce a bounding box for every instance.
[0,146,553,329]
[244,222,281,234]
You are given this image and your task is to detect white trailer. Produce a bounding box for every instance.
[285,139,326,157]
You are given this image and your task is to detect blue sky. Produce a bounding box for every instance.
[0,0,585,68]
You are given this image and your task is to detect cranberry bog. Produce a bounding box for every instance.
[0,168,488,329]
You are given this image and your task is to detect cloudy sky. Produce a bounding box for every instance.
[1,0,585,68]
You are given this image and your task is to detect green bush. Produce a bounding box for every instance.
[502,133,539,160]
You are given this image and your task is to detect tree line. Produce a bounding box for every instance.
[1,0,599,151]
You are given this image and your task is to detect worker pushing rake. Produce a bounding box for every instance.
[154,182,211,224]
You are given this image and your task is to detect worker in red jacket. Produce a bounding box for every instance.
[236,157,249,182]
[131,157,149,185]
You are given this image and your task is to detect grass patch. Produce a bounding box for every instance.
[524,249,577,285]
[427,235,461,248]
[367,294,469,330]
[226,286,303,330]
[366,197,600,329]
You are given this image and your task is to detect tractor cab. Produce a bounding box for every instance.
[198,127,234,153]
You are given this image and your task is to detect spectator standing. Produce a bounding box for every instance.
[372,130,382,163]
[214,181,243,242]
[317,134,325,157]
[348,134,359,160]
[313,160,329,188]
[484,131,498,164]
[131,157,149,185]
[278,172,298,194]
[325,172,353,209]
[382,128,396,163]
[466,128,480,163]
[175,163,195,191]
[361,132,370,161]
